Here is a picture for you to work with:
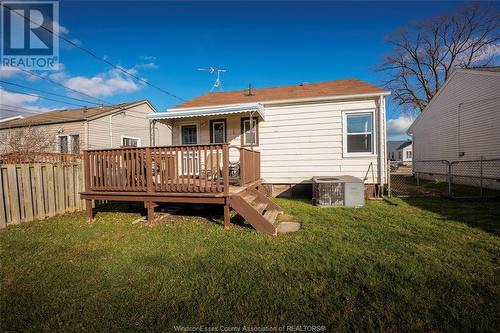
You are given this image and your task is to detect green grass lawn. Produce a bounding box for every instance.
[1,197,499,332]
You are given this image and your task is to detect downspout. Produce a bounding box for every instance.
[249,111,254,150]
[84,120,89,149]
[378,96,386,194]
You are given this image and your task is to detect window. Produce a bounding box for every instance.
[181,124,198,145]
[406,151,412,159]
[399,151,402,159]
[122,136,140,147]
[70,135,80,154]
[58,136,68,153]
[343,112,374,155]
[210,119,226,144]
[241,117,258,146]
[58,134,80,154]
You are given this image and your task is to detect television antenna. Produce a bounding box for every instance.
[198,66,227,91]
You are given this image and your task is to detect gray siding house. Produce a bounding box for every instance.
[0,100,171,154]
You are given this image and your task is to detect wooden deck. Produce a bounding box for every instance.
[81,144,281,234]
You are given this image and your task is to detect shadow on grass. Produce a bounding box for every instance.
[92,201,254,230]
[401,196,500,236]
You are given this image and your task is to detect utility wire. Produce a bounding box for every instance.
[0,87,85,108]
[0,80,100,106]
[4,5,186,102]
[16,67,108,104]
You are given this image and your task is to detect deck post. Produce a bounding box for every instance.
[224,198,231,229]
[145,201,157,225]
[85,199,95,223]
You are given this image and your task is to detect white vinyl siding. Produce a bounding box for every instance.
[409,70,500,161]
[167,98,385,185]
[259,99,381,184]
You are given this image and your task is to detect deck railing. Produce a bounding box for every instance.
[240,148,261,186]
[83,144,260,194]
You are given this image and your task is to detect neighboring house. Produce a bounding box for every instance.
[407,67,500,189]
[387,140,406,161]
[396,141,412,163]
[147,78,390,196]
[0,100,171,154]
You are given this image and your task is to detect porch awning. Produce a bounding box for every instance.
[146,103,265,121]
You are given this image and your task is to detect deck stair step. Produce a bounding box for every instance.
[255,202,268,214]
[264,209,280,225]
[230,188,283,236]
[242,193,257,204]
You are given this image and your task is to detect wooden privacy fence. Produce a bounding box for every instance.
[0,152,82,164]
[0,161,84,228]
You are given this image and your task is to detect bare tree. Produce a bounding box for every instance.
[0,125,55,157]
[380,2,499,113]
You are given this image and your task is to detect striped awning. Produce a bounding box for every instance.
[146,103,265,121]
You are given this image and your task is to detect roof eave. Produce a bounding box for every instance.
[170,91,390,112]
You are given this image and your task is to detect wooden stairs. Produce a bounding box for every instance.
[230,188,284,235]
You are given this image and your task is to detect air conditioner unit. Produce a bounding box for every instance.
[312,176,365,207]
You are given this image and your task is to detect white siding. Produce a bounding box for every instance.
[260,99,382,184]
[409,71,500,161]
[87,102,171,149]
[167,98,386,185]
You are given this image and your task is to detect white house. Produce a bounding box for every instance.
[147,79,390,196]
[407,67,500,189]
[396,141,412,163]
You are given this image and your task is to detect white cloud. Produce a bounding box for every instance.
[0,67,21,78]
[0,88,39,106]
[63,68,140,97]
[0,89,55,119]
[136,56,159,70]
[387,115,415,136]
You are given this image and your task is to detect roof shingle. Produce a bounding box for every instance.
[175,78,387,109]
[0,100,148,129]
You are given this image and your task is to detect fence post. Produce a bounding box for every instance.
[447,161,453,198]
[480,156,483,198]
[387,163,392,197]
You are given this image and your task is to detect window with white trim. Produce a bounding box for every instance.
[122,136,140,147]
[241,118,258,146]
[211,120,226,144]
[181,124,198,145]
[344,112,374,155]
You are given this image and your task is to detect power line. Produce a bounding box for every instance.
[4,4,186,102]
[16,67,108,104]
[0,87,85,108]
[0,80,100,106]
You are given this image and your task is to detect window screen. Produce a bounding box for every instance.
[346,113,373,153]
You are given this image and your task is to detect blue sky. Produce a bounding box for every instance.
[0,1,484,139]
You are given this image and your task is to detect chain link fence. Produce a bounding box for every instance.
[388,158,500,199]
